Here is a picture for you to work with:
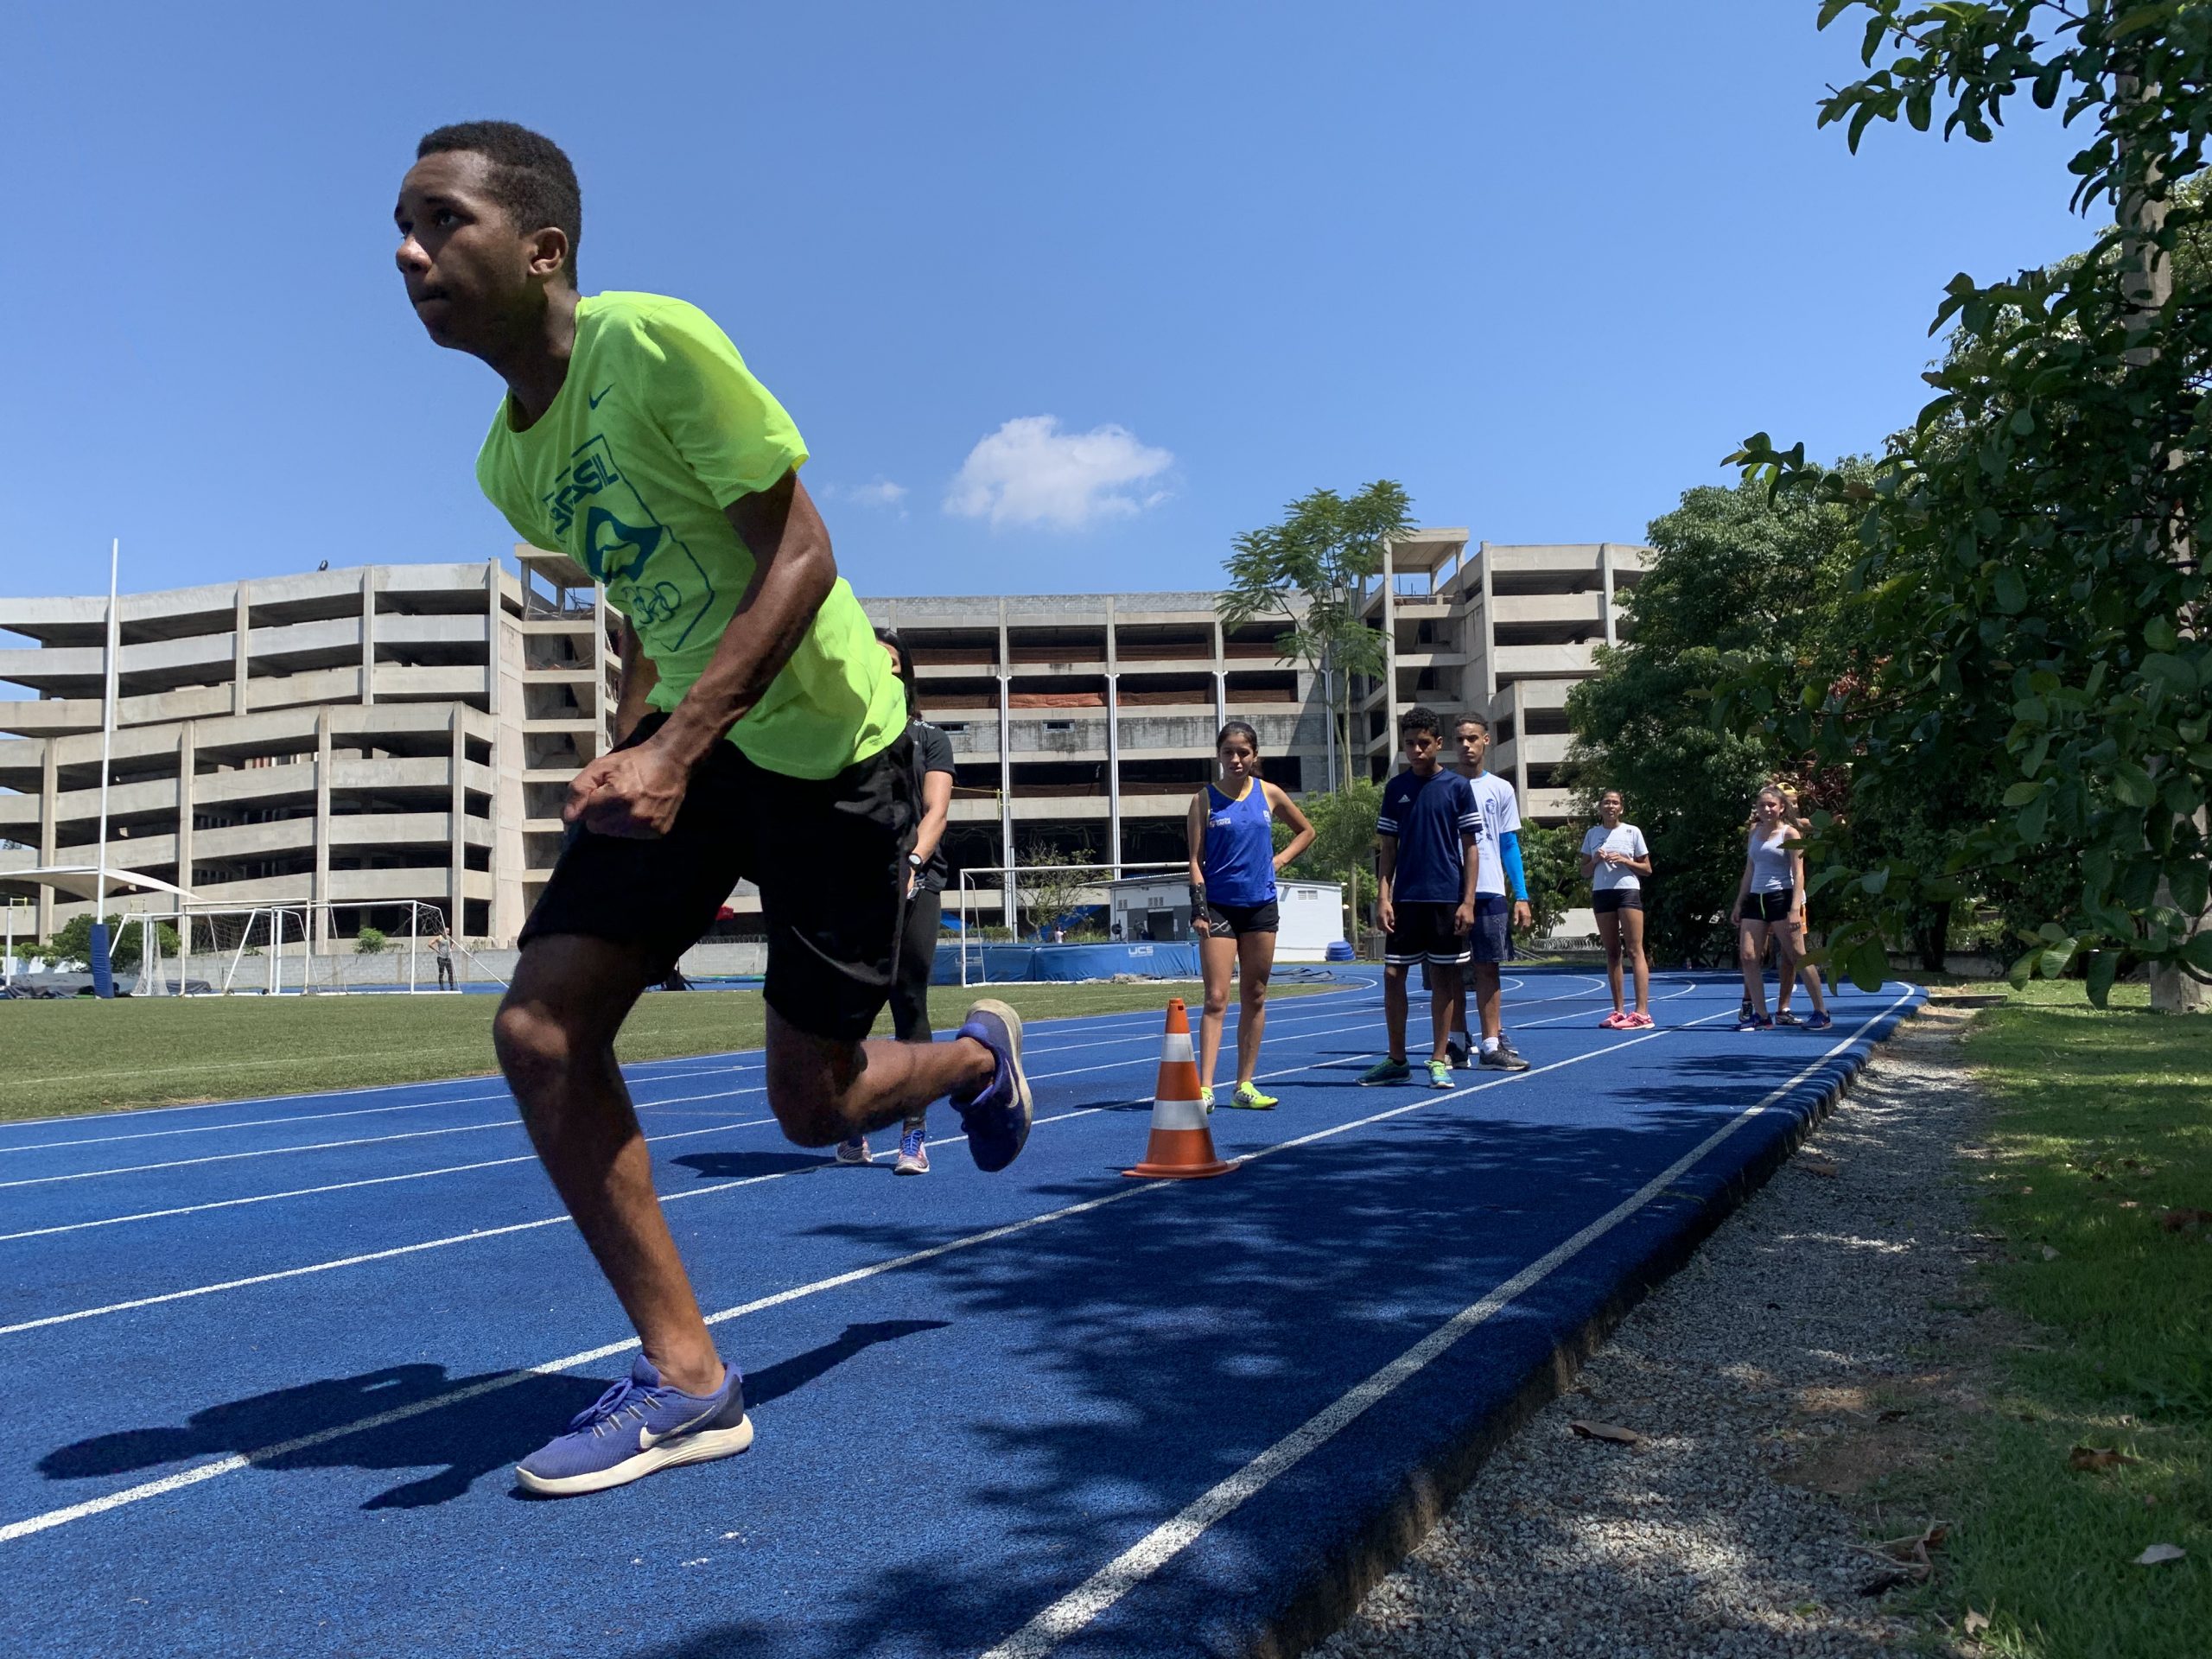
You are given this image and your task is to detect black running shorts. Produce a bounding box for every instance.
[519,713,913,1042]
[1384,900,1471,967]
[1199,898,1280,938]
[1592,888,1644,914]
[1750,889,1796,924]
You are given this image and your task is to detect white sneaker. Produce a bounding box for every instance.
[833,1136,873,1165]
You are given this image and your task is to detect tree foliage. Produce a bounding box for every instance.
[1014,842,1098,939]
[1563,478,1861,964]
[1217,481,1413,779]
[1731,1,2212,1001]
[39,912,180,975]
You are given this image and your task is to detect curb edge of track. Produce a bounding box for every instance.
[1235,993,1925,1659]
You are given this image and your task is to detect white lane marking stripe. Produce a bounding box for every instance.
[0,1074,776,1191]
[0,987,1372,1154]
[0,1119,778,1243]
[977,988,1916,1657]
[0,1000,1381,1186]
[0,989,1898,1545]
[0,1014,1390,1333]
[0,982,1372,1135]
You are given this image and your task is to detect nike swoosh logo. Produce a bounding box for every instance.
[638,1398,720,1451]
[588,385,613,409]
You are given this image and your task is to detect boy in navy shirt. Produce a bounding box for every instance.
[1363,706,1484,1088]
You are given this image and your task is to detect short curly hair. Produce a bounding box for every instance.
[416,120,582,285]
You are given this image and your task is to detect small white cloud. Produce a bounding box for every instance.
[944,416,1173,530]
[849,478,908,509]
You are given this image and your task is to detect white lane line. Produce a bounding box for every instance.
[0,1014,1389,1331]
[0,988,1376,1155]
[977,988,1917,1658]
[0,1001,1383,1188]
[0,983,1370,1135]
[0,988,1878,1544]
[0,1118,779,1244]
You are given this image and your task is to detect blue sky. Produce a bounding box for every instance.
[5,1,2095,603]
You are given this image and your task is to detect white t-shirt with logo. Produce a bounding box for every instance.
[1580,823,1649,892]
[1464,770,1520,896]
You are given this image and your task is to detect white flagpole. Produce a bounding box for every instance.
[96,537,119,916]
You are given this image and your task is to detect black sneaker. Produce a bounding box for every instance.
[1445,1039,1469,1068]
[1478,1046,1530,1072]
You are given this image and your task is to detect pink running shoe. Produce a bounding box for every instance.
[1629,1010,1656,1028]
[1599,1009,1633,1030]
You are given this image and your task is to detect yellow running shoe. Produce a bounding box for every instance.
[1230,1084,1278,1109]
[1198,1084,1213,1113]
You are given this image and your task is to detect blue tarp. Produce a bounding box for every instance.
[931,940,1199,983]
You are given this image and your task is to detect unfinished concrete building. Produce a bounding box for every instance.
[2,536,1643,946]
[1352,534,1647,818]
[0,554,614,947]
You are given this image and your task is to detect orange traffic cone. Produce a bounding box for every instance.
[1123,998,1235,1179]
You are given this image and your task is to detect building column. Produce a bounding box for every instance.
[1476,542,1497,710]
[232,582,251,716]
[1511,681,1530,821]
[1599,542,1618,648]
[996,605,1014,929]
[175,721,195,898]
[1382,537,1401,766]
[36,740,57,940]
[449,709,468,940]
[360,569,377,704]
[313,710,332,955]
[1105,674,1122,878]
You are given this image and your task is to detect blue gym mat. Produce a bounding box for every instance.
[0,969,1919,1658]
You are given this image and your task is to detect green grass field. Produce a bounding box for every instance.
[0,980,1332,1123]
[1923,981,2212,1656]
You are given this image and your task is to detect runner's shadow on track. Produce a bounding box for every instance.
[673,1149,827,1180]
[38,1321,952,1514]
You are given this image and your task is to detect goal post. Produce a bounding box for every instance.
[951,860,1186,987]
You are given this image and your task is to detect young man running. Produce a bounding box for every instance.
[1450,715,1531,1071]
[395,121,1032,1496]
[1363,706,1483,1089]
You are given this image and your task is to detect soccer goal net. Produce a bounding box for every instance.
[950,860,1188,986]
[171,902,474,995]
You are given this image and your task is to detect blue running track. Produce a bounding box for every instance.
[0,969,1920,1658]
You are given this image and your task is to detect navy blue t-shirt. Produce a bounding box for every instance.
[1376,767,1483,902]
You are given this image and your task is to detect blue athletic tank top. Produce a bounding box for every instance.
[1201,782,1276,906]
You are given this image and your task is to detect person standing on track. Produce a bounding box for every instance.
[396,120,1032,1497]
[1363,706,1483,1090]
[835,629,957,1173]
[1729,785,1832,1033]
[1769,785,1827,1027]
[1448,715,1531,1071]
[431,928,456,991]
[1579,789,1652,1028]
[1186,720,1314,1110]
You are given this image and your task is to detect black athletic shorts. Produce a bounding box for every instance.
[1198,897,1280,938]
[1592,888,1644,914]
[1384,900,1470,967]
[519,712,913,1042]
[1750,889,1796,925]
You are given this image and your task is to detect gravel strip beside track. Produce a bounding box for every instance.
[1317,1008,1983,1659]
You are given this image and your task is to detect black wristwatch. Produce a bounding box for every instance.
[906,853,924,869]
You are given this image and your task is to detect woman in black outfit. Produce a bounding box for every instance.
[833,628,958,1174]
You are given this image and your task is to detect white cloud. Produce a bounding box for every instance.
[944,416,1173,530]
[849,478,908,509]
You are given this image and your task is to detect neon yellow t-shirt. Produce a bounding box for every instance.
[475,291,901,779]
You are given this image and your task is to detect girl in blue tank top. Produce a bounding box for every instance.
[1186,721,1314,1112]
